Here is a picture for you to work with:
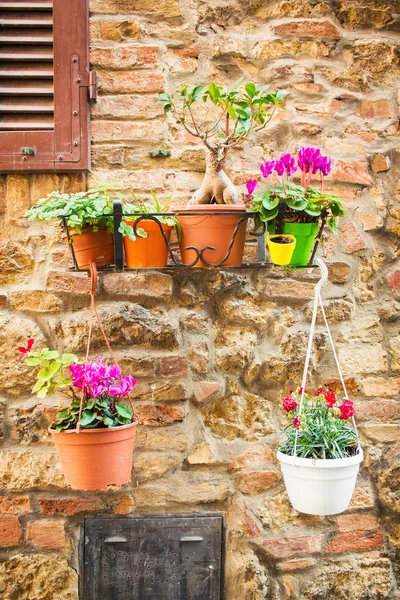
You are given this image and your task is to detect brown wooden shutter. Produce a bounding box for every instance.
[0,0,92,171]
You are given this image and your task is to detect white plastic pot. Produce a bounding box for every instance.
[277,448,363,516]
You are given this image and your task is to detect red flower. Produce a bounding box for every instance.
[324,390,337,408]
[338,399,355,420]
[299,387,308,395]
[315,387,325,396]
[288,388,294,394]
[18,338,34,360]
[292,416,301,430]
[283,396,298,412]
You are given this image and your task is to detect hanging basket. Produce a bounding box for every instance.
[277,449,363,515]
[51,262,138,490]
[277,259,362,516]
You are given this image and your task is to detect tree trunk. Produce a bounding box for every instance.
[188,151,240,205]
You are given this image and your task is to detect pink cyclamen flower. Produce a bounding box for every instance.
[260,160,275,178]
[274,160,285,176]
[280,153,297,177]
[283,396,298,412]
[297,147,321,173]
[338,399,355,420]
[18,338,34,360]
[246,179,258,197]
[313,155,332,176]
[292,416,301,430]
[109,376,137,397]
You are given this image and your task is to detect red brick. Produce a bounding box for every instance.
[361,424,400,443]
[39,497,102,516]
[0,496,31,514]
[277,558,316,571]
[274,21,340,39]
[323,377,359,394]
[0,515,21,546]
[326,531,384,553]
[333,161,372,186]
[237,496,262,538]
[337,514,379,532]
[26,520,65,549]
[355,400,400,422]
[98,71,164,94]
[160,356,189,377]
[341,223,366,254]
[90,46,158,69]
[238,470,281,495]
[135,403,185,426]
[260,280,315,300]
[387,270,400,295]
[293,82,324,94]
[357,100,394,119]
[193,381,222,404]
[113,496,134,514]
[46,271,91,295]
[259,535,323,558]
[229,444,274,470]
[174,43,200,58]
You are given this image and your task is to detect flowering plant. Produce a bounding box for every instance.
[19,341,136,432]
[246,147,345,233]
[279,386,359,459]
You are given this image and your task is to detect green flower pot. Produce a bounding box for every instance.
[267,222,319,266]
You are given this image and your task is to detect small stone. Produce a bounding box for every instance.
[228,444,274,470]
[387,270,400,296]
[0,451,66,490]
[39,497,102,516]
[328,262,351,283]
[0,553,77,600]
[98,70,163,94]
[274,21,340,39]
[187,443,216,465]
[0,496,31,515]
[131,380,188,402]
[338,344,387,375]
[358,100,394,119]
[90,45,159,69]
[113,496,134,514]
[361,424,400,443]
[133,453,181,481]
[0,241,35,285]
[238,470,281,495]
[340,223,366,253]
[371,154,390,173]
[361,377,400,397]
[135,425,188,452]
[390,336,400,371]
[333,161,372,186]
[257,535,323,559]
[293,82,324,94]
[193,381,222,404]
[278,558,315,571]
[355,400,400,422]
[26,520,65,549]
[90,0,181,17]
[9,290,62,313]
[348,487,375,509]
[46,271,91,295]
[159,356,189,377]
[102,272,172,298]
[326,530,384,553]
[135,403,184,426]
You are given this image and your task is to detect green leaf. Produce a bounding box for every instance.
[115,403,133,419]
[245,82,256,98]
[262,196,279,211]
[286,197,308,211]
[79,411,98,428]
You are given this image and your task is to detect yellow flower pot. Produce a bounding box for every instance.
[267,234,297,266]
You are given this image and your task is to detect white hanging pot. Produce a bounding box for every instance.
[277,448,363,516]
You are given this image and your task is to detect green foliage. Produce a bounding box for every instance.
[25,349,79,399]
[280,389,359,460]
[248,182,345,232]
[119,191,181,242]
[26,185,119,234]
[159,80,286,157]
[54,397,133,432]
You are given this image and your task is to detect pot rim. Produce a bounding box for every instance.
[123,218,172,229]
[49,418,139,435]
[176,204,248,214]
[277,448,363,468]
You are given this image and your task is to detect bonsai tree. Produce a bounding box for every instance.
[159,81,286,205]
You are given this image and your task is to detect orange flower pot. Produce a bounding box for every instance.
[49,420,138,490]
[123,220,172,268]
[68,226,114,269]
[177,204,247,267]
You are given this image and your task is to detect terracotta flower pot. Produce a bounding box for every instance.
[123,219,172,268]
[68,226,114,269]
[176,204,247,268]
[50,420,138,490]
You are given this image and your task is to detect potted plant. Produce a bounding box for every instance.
[247,148,345,266]
[26,186,116,269]
[19,339,138,490]
[266,234,296,266]
[118,191,179,268]
[277,386,363,515]
[159,81,285,267]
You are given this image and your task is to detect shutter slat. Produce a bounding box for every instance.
[0,0,54,131]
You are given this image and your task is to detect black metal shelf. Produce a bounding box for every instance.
[64,201,321,272]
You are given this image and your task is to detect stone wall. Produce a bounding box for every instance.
[0,0,399,598]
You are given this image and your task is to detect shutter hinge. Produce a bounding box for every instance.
[89,70,97,102]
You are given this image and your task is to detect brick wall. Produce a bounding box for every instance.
[0,1,399,598]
